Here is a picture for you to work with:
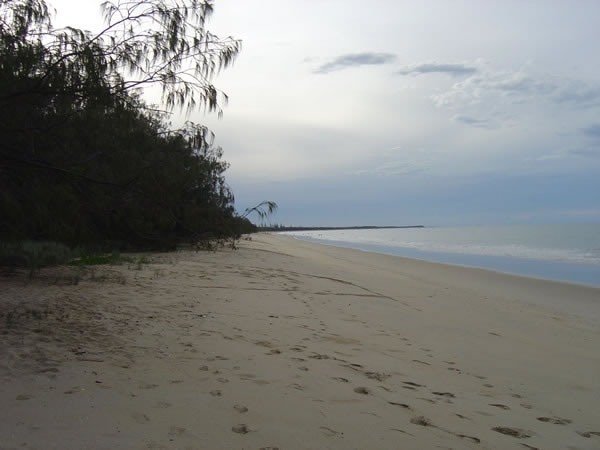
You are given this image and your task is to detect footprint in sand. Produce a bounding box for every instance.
[234,404,248,413]
[432,391,455,398]
[365,371,389,382]
[577,431,600,438]
[492,426,532,438]
[168,426,186,437]
[354,387,371,395]
[489,403,510,410]
[456,433,481,444]
[132,412,150,424]
[255,341,275,348]
[390,428,415,436]
[388,401,411,410]
[320,426,343,437]
[209,390,222,397]
[412,359,431,366]
[410,416,433,426]
[537,416,572,425]
[521,444,540,450]
[232,424,252,434]
[332,377,349,383]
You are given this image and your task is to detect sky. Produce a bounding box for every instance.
[49,0,600,226]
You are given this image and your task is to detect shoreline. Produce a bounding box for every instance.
[281,233,600,290]
[271,233,600,322]
[1,233,599,449]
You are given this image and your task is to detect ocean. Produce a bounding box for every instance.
[281,224,600,287]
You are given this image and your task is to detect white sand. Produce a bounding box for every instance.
[1,233,599,449]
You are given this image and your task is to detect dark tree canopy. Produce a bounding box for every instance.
[0,0,262,250]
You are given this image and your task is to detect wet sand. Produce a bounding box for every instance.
[1,233,599,449]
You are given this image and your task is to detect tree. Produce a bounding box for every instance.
[1,0,241,112]
[0,0,263,249]
[242,201,279,223]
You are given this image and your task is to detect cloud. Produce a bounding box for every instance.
[553,81,600,108]
[581,123,600,139]
[568,148,600,158]
[314,52,396,74]
[432,68,600,112]
[396,62,478,77]
[353,160,426,177]
[452,114,491,128]
[431,71,555,109]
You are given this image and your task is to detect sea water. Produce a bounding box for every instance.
[282,224,600,287]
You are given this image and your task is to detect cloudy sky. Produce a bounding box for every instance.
[52,0,600,226]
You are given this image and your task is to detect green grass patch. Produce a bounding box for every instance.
[69,254,150,267]
[0,241,78,274]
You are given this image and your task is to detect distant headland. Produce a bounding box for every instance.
[258,225,425,232]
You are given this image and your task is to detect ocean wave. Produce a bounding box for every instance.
[285,227,600,265]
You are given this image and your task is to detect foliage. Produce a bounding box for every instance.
[0,240,78,274]
[242,201,279,222]
[0,0,268,252]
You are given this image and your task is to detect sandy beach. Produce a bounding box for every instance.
[1,233,599,450]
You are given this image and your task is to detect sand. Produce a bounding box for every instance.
[1,233,599,450]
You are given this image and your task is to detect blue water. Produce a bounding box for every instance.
[282,224,600,287]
